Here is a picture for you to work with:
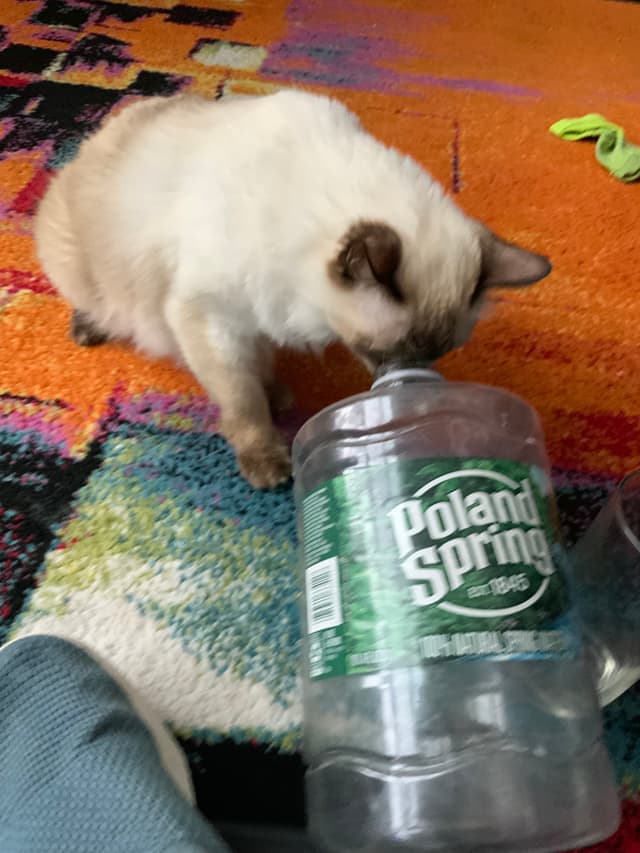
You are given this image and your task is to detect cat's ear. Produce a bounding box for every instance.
[478,230,551,289]
[331,221,404,302]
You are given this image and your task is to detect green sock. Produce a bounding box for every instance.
[549,113,640,182]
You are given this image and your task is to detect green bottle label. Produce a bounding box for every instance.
[302,458,576,680]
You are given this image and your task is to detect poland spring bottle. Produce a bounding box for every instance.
[292,366,619,853]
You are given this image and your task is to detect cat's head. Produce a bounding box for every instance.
[325,216,551,370]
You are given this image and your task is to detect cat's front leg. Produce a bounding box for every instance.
[166,297,291,489]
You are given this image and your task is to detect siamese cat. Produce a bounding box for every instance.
[35,89,550,488]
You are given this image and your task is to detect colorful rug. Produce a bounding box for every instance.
[0,0,639,847]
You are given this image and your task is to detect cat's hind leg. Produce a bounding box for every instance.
[35,170,107,348]
[255,335,294,414]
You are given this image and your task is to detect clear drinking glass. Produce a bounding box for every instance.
[572,469,640,706]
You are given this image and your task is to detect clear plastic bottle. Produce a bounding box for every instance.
[292,366,620,853]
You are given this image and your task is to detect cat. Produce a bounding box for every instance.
[34,89,551,488]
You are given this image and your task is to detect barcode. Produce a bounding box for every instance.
[306,557,343,634]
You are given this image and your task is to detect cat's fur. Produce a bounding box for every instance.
[34,89,551,487]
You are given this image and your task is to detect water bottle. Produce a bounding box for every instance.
[292,366,620,853]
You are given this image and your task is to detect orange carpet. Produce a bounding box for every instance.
[0,0,639,847]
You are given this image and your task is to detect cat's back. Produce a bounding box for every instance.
[38,89,395,235]
[104,90,364,194]
[83,90,378,257]
[36,88,430,290]
[35,96,187,249]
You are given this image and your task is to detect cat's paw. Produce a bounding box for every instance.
[71,310,109,347]
[237,442,292,489]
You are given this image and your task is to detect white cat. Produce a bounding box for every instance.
[34,89,550,488]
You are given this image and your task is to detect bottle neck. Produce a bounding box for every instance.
[371,365,443,390]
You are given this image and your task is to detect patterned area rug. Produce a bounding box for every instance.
[0,0,639,847]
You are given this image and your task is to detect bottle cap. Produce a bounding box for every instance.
[371,364,443,390]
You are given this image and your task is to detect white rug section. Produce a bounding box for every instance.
[12,590,302,736]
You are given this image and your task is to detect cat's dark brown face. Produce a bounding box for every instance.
[327,219,551,371]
